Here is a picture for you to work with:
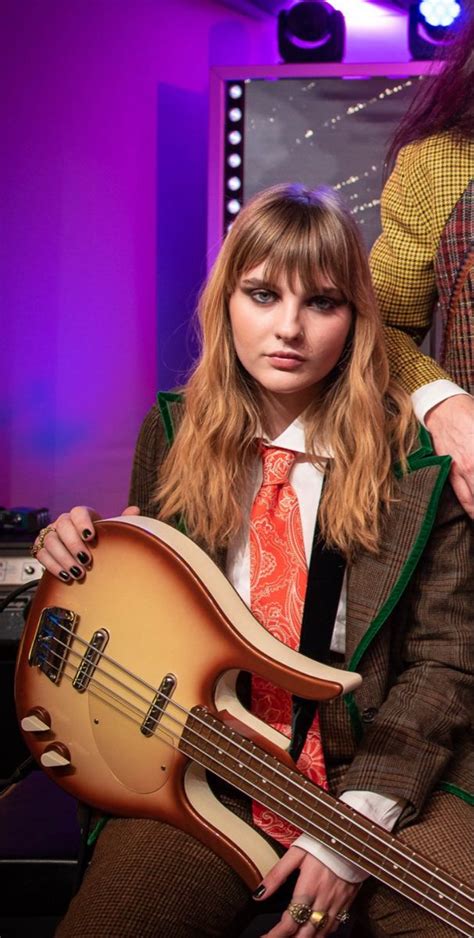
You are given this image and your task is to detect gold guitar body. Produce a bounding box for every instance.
[15,516,360,888]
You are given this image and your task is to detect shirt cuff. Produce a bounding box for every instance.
[411,380,469,427]
[293,791,405,884]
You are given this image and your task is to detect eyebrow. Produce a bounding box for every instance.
[240,277,278,289]
[240,277,344,297]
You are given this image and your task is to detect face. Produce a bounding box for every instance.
[228,262,352,434]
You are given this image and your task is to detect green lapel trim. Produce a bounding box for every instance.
[156,390,187,535]
[393,423,433,477]
[87,816,108,847]
[344,443,452,738]
[343,691,364,744]
[347,452,451,675]
[157,390,184,446]
[437,782,474,806]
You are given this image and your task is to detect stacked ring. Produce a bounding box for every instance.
[31,524,56,558]
[287,902,313,925]
[309,910,328,930]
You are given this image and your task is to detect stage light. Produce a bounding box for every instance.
[419,0,461,28]
[278,1,345,64]
[224,82,245,230]
[409,1,462,58]
[228,107,243,122]
[227,199,241,215]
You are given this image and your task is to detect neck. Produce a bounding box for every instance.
[260,392,310,439]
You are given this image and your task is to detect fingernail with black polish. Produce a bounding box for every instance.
[77,551,89,564]
[82,529,92,540]
[252,885,266,899]
[59,571,70,581]
[70,566,82,578]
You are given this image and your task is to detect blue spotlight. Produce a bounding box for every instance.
[419,1,461,28]
[409,1,463,58]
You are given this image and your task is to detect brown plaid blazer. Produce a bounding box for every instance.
[370,133,474,393]
[129,394,473,826]
[57,392,472,938]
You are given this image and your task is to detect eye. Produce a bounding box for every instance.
[249,289,277,305]
[308,295,344,311]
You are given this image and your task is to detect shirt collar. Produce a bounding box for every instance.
[260,413,332,458]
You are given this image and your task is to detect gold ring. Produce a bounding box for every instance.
[309,909,328,929]
[31,524,56,558]
[287,902,313,925]
[336,910,350,924]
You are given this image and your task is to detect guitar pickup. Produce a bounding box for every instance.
[72,629,109,693]
[29,606,78,684]
[140,673,176,737]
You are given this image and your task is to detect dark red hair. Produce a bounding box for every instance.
[386,6,474,172]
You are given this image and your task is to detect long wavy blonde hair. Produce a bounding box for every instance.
[158,184,416,556]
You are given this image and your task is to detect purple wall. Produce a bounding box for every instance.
[0,0,407,519]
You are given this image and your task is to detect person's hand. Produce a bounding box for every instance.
[253,847,359,936]
[32,505,140,581]
[424,394,474,518]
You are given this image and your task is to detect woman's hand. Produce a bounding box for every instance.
[33,505,140,581]
[254,847,359,936]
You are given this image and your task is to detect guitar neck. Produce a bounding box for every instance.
[180,707,473,938]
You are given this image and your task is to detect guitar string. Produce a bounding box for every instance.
[37,630,473,907]
[31,647,473,933]
[31,628,473,922]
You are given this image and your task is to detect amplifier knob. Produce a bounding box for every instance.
[21,707,51,732]
[40,743,71,768]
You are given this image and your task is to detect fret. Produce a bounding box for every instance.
[180,708,474,937]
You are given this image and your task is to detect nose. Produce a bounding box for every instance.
[274,300,303,342]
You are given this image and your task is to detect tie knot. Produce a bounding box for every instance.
[259,445,297,486]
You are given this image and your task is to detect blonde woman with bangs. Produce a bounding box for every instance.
[36,185,472,938]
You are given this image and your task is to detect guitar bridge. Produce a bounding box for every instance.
[29,606,78,684]
[140,673,176,737]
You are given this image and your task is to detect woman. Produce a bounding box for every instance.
[370,8,474,518]
[32,185,472,938]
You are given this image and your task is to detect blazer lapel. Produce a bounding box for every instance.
[345,456,451,670]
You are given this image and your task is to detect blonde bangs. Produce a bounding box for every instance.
[223,186,356,303]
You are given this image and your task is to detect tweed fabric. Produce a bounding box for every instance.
[370,133,474,393]
[356,791,473,938]
[55,814,250,937]
[435,180,474,392]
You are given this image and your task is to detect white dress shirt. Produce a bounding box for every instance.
[411,379,470,426]
[226,416,403,882]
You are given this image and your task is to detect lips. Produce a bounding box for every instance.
[267,351,306,370]
[268,351,305,361]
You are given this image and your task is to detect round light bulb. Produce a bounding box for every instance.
[227,199,241,215]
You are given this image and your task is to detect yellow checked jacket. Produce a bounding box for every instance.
[129,393,474,847]
[370,133,474,393]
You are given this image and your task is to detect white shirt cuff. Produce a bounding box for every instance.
[293,790,405,884]
[411,380,469,427]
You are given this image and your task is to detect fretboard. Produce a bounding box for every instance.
[180,707,473,937]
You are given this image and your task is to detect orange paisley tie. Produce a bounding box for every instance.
[250,444,328,847]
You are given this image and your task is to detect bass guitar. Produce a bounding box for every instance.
[15,517,473,936]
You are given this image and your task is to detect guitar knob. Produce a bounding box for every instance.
[21,707,51,733]
[40,743,71,768]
